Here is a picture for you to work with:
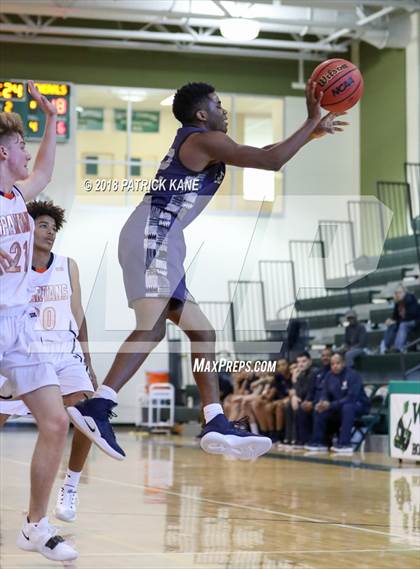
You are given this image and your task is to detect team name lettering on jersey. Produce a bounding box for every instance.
[0,212,31,236]
[31,283,69,303]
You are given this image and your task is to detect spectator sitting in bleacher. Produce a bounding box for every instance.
[339,310,368,367]
[305,353,370,455]
[222,369,249,420]
[282,352,317,449]
[310,347,332,403]
[251,358,292,442]
[380,284,420,353]
[224,365,272,433]
[241,371,274,434]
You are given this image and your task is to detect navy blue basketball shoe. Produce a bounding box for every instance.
[67,398,125,460]
[199,414,272,460]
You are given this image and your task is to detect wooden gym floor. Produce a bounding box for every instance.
[0,426,419,569]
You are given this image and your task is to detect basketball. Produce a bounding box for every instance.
[310,58,364,112]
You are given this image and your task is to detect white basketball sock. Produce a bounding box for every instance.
[63,469,81,490]
[250,422,259,434]
[203,403,224,424]
[94,385,118,403]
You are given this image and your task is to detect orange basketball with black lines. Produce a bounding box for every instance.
[309,58,364,112]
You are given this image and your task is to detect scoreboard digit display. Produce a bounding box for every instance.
[0,80,71,142]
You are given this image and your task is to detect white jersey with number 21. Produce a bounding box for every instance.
[0,187,34,310]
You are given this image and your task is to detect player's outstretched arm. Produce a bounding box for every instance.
[17,80,57,201]
[193,80,325,172]
[69,257,97,389]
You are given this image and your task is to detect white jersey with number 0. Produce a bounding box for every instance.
[31,253,79,344]
[0,187,34,310]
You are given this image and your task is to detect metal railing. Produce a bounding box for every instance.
[347,199,386,259]
[405,163,420,266]
[400,336,420,379]
[318,219,356,283]
[289,239,326,300]
[258,260,296,321]
[377,181,411,239]
[405,162,420,220]
[228,280,268,341]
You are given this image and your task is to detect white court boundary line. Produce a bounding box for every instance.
[3,457,419,546]
[2,548,420,560]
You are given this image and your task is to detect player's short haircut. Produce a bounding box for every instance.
[297,351,311,360]
[172,82,215,125]
[331,352,344,361]
[0,112,25,144]
[27,200,66,231]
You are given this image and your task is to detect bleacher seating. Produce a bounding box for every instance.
[326,266,411,290]
[169,165,420,433]
[296,290,378,312]
[334,329,383,349]
[294,228,419,382]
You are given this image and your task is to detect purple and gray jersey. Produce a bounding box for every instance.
[118,125,226,304]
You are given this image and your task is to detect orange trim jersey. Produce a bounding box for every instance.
[31,253,79,344]
[0,187,35,310]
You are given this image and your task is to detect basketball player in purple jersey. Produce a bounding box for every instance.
[68,80,348,461]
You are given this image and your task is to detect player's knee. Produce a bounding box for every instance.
[189,327,216,345]
[39,411,69,439]
[133,325,166,344]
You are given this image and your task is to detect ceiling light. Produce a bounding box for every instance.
[113,88,147,102]
[160,94,174,106]
[220,18,260,42]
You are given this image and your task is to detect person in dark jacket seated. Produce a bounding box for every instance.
[292,347,332,448]
[310,347,332,405]
[380,285,420,353]
[305,353,370,455]
[340,310,367,367]
[282,352,317,449]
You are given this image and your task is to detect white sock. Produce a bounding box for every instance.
[203,403,224,424]
[63,469,81,490]
[94,385,118,403]
[27,515,47,526]
[250,422,259,434]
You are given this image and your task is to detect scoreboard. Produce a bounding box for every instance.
[0,80,71,142]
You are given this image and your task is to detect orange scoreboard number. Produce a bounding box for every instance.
[51,97,67,115]
[0,80,70,142]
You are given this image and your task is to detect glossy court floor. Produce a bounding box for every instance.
[1,426,419,569]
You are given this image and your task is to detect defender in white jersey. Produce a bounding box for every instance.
[0,86,78,562]
[0,200,96,523]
